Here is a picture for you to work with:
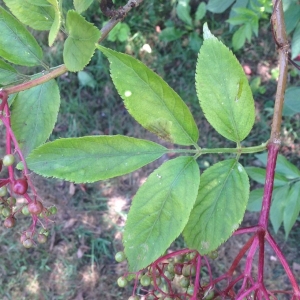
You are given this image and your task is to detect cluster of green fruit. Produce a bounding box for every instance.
[115,251,200,300]
[0,153,56,248]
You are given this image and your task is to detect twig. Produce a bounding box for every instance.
[3,0,144,95]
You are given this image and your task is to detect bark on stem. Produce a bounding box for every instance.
[258,0,289,227]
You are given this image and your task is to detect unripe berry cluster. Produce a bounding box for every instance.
[0,91,58,248]
[0,176,57,248]
[114,250,211,299]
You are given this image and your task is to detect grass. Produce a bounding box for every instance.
[0,0,300,299]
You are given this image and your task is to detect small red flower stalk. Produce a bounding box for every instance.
[0,91,56,248]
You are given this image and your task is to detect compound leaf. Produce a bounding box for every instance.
[97,45,199,146]
[183,159,249,255]
[196,24,255,142]
[0,7,43,66]
[74,0,94,14]
[3,0,54,30]
[26,136,167,183]
[124,157,200,272]
[11,80,60,158]
[63,10,101,72]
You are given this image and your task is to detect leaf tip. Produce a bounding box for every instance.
[203,23,216,40]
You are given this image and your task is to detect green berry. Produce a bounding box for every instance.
[140,274,151,286]
[190,265,196,276]
[182,264,191,277]
[115,251,126,263]
[151,276,161,286]
[22,205,30,216]
[126,274,135,282]
[117,276,128,288]
[175,254,185,263]
[188,251,197,260]
[48,206,57,215]
[37,234,47,244]
[7,197,16,206]
[187,285,194,295]
[39,228,49,236]
[0,186,7,197]
[179,277,189,288]
[204,290,214,300]
[3,154,15,166]
[1,207,11,217]
[128,296,140,300]
[163,270,174,280]
[23,239,33,248]
[207,250,218,260]
[167,262,175,274]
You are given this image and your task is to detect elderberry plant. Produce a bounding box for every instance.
[0,0,299,299]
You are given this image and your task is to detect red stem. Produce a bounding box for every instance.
[257,230,265,283]
[191,254,201,300]
[258,143,280,227]
[4,104,14,183]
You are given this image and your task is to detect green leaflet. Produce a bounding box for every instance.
[283,182,300,239]
[247,188,264,212]
[176,0,193,27]
[0,59,25,86]
[291,22,300,59]
[26,136,167,183]
[97,45,199,146]
[74,0,94,14]
[124,157,200,272]
[255,153,300,179]
[195,2,206,21]
[283,87,300,117]
[11,80,60,158]
[206,0,235,13]
[270,185,290,234]
[270,182,300,238]
[0,7,43,66]
[3,0,55,30]
[183,159,249,255]
[245,167,289,187]
[63,10,101,72]
[48,0,61,46]
[196,24,255,142]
